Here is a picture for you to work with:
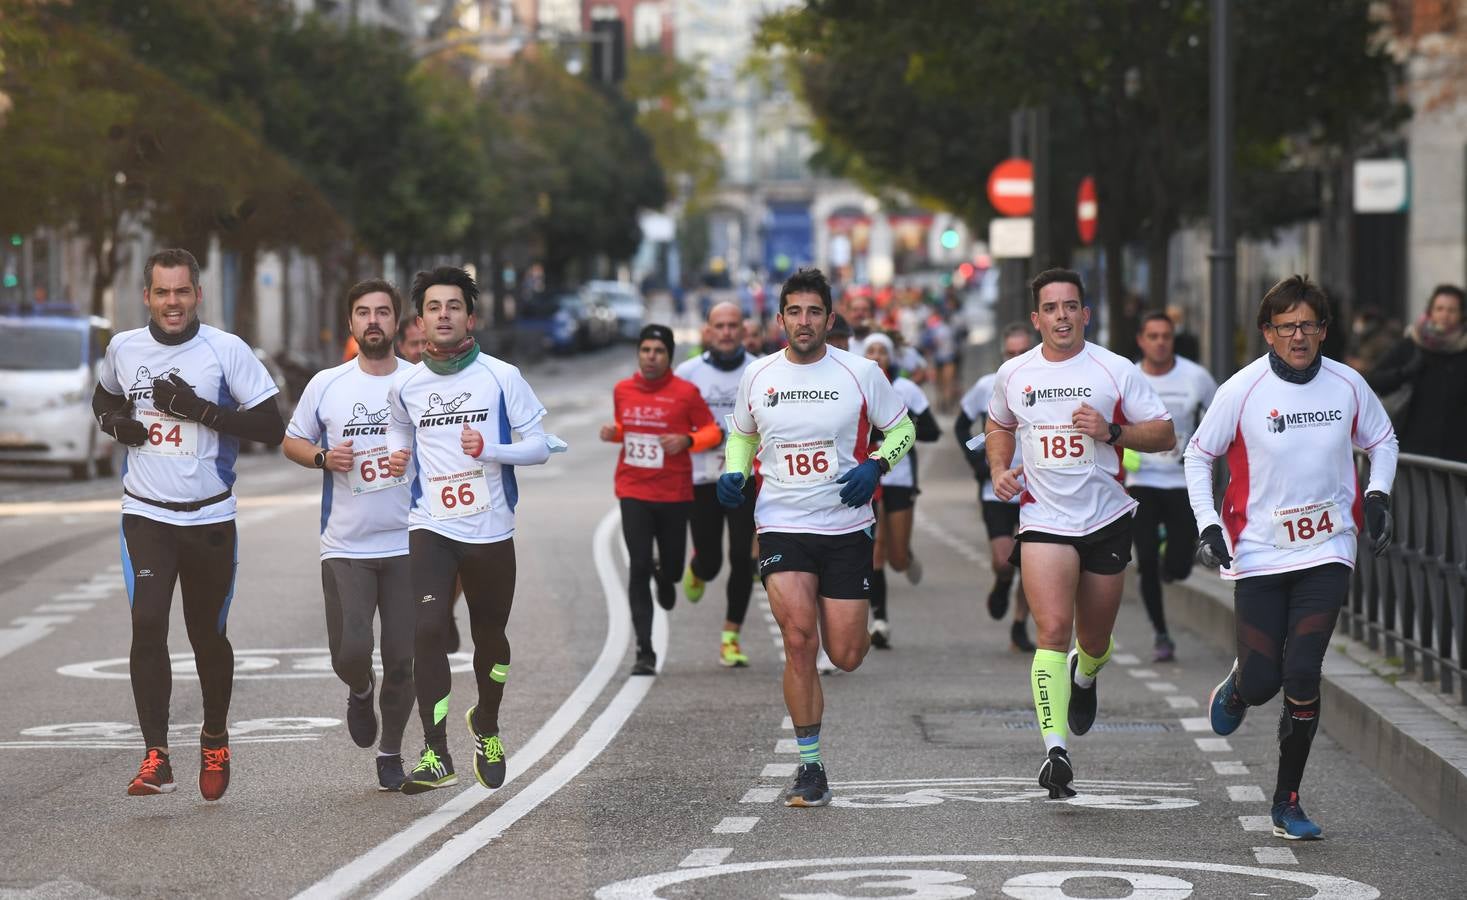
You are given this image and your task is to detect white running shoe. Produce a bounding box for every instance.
[816,646,839,675]
[904,554,923,585]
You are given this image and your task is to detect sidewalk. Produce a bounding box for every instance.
[1154,568,1467,844]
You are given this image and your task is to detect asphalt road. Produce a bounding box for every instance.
[1,343,1463,899]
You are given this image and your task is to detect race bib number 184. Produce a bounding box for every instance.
[1271,500,1339,550]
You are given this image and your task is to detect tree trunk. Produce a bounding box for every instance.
[232,241,259,345]
[1101,227,1128,356]
[1146,224,1169,319]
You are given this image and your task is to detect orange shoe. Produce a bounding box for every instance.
[199,738,231,801]
[126,748,176,796]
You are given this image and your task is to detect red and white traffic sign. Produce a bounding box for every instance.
[1077,175,1097,245]
[987,158,1033,217]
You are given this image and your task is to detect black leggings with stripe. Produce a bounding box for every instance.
[121,515,237,749]
[411,530,516,748]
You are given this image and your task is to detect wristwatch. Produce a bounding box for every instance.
[313,449,327,469]
[869,453,891,475]
[1106,423,1123,445]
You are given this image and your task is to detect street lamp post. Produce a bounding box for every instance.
[1208,0,1237,381]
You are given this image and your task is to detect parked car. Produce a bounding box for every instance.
[584,280,645,342]
[0,306,114,479]
[519,290,615,354]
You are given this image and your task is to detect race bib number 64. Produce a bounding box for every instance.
[137,407,198,457]
[425,468,491,519]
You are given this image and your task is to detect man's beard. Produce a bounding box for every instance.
[358,332,393,359]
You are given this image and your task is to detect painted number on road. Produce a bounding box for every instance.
[57,648,475,680]
[784,869,974,899]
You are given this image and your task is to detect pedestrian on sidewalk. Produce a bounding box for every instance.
[1366,284,1467,462]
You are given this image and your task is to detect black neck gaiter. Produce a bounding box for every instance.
[1268,349,1322,385]
[149,317,200,346]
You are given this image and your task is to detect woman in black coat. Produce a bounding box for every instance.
[1366,285,1467,462]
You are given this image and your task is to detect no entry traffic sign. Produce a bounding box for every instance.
[987,158,1034,217]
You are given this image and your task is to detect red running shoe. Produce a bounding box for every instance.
[200,738,231,801]
[126,748,176,796]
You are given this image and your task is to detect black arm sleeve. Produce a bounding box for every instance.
[954,410,989,482]
[92,383,128,425]
[913,407,942,442]
[214,396,287,446]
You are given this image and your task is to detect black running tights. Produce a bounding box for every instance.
[620,498,689,654]
[1130,486,1197,637]
[688,482,755,626]
[411,530,516,747]
[122,515,237,750]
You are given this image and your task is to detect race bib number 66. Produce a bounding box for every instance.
[425,468,491,519]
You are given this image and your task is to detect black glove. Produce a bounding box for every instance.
[1196,523,1233,569]
[152,373,221,428]
[1365,491,1393,557]
[98,402,147,447]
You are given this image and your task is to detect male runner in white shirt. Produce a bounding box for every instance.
[1187,275,1396,840]
[1127,312,1217,662]
[385,266,559,794]
[985,268,1175,798]
[93,248,286,800]
[283,278,417,791]
[675,301,757,667]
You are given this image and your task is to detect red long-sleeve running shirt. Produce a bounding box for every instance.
[611,371,721,503]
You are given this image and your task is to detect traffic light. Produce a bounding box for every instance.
[940,228,960,250]
[8,234,21,247]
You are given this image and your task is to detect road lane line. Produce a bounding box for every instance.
[1237,815,1273,832]
[1111,652,1142,665]
[1128,668,1158,679]
[1165,695,1199,709]
[774,739,798,753]
[1195,737,1232,752]
[34,603,95,613]
[781,716,792,730]
[1212,761,1249,775]
[678,849,733,868]
[1145,681,1179,693]
[740,788,781,803]
[711,817,759,834]
[1178,717,1211,732]
[1253,846,1298,865]
[294,506,635,900]
[1228,785,1266,802]
[761,763,797,777]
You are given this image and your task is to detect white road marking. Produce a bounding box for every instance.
[1212,761,1250,775]
[594,854,1380,899]
[295,507,654,900]
[767,624,782,635]
[1146,681,1179,693]
[1228,785,1266,802]
[775,739,798,753]
[1128,668,1158,679]
[1253,846,1298,865]
[711,817,759,834]
[1165,695,1199,709]
[1177,717,1212,732]
[679,849,733,868]
[781,716,793,730]
[1195,737,1232,752]
[52,592,109,602]
[11,614,74,627]
[33,603,95,613]
[1112,652,1142,665]
[762,763,798,777]
[740,788,782,804]
[1238,815,1273,832]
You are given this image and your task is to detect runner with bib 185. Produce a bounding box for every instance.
[1186,275,1397,841]
[386,266,564,795]
[984,268,1175,799]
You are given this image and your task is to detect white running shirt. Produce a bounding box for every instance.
[1129,356,1217,491]
[1184,355,1398,580]
[732,346,907,535]
[961,372,1022,504]
[387,355,547,544]
[674,351,752,485]
[987,341,1170,536]
[98,323,279,526]
[881,377,928,489]
[287,359,414,560]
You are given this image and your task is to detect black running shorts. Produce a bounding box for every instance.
[980,498,1021,540]
[1010,514,1134,575]
[879,486,916,514]
[757,529,873,600]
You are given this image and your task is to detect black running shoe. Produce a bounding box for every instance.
[376,754,407,792]
[783,762,832,807]
[347,674,378,749]
[630,650,657,676]
[1037,747,1076,799]
[1067,648,1098,736]
[655,575,676,611]
[1010,620,1036,653]
[466,706,507,789]
[400,746,457,795]
[987,581,1011,620]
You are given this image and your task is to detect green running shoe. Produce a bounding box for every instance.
[400,746,457,795]
[466,706,507,789]
[682,566,705,604]
[720,635,749,668]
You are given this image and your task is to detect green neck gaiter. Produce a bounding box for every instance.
[422,337,479,375]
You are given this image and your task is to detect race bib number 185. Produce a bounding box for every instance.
[1026,424,1095,470]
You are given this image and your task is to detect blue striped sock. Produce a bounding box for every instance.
[796,731,821,766]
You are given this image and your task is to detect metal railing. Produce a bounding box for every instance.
[1350,452,1467,704]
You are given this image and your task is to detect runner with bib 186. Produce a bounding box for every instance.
[720,268,914,808]
[282,279,418,791]
[1186,275,1397,841]
[93,248,287,801]
[984,268,1175,799]
[386,266,563,795]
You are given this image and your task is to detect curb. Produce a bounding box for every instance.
[1157,569,1467,845]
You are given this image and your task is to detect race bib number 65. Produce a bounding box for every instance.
[425,468,491,519]
[349,446,407,495]
[137,407,198,457]
[1026,424,1095,470]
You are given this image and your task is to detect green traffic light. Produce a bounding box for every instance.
[8,234,21,247]
[940,229,959,250]
[2,274,18,288]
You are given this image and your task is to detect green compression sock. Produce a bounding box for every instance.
[1075,635,1115,688]
[1031,649,1071,751]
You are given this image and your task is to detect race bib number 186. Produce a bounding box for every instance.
[773,439,837,486]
